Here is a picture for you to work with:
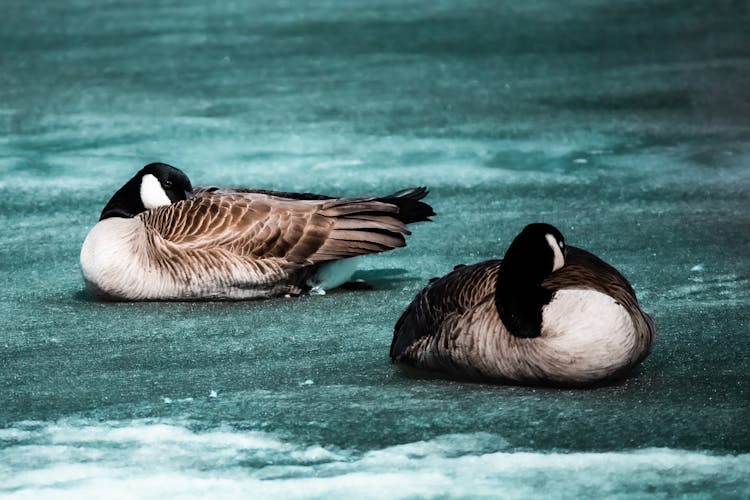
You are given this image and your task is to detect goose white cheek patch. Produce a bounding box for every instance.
[140,174,172,209]
[546,233,565,271]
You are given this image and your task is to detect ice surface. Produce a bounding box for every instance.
[1,420,748,499]
[1,0,749,496]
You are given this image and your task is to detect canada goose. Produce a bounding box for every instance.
[390,223,654,386]
[80,163,434,301]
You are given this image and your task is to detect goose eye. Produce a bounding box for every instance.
[558,241,564,249]
[163,180,173,189]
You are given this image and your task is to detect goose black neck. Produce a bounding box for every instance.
[494,264,553,339]
[99,176,145,220]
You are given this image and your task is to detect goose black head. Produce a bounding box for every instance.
[99,163,194,220]
[502,223,566,283]
[495,223,567,338]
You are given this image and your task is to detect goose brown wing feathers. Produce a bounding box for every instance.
[543,247,636,302]
[390,260,501,361]
[139,191,413,267]
[193,186,435,225]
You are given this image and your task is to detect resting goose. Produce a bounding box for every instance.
[80,163,434,301]
[390,223,654,386]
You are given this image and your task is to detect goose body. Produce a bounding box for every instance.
[80,163,434,301]
[390,224,654,386]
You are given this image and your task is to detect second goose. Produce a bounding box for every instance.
[390,223,654,386]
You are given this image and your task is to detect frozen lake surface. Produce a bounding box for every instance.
[1,0,749,497]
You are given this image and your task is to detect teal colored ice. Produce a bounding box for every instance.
[1,0,749,497]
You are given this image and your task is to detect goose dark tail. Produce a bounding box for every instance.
[377,187,435,224]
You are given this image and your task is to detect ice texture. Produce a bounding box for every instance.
[1,420,749,499]
[1,0,749,496]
